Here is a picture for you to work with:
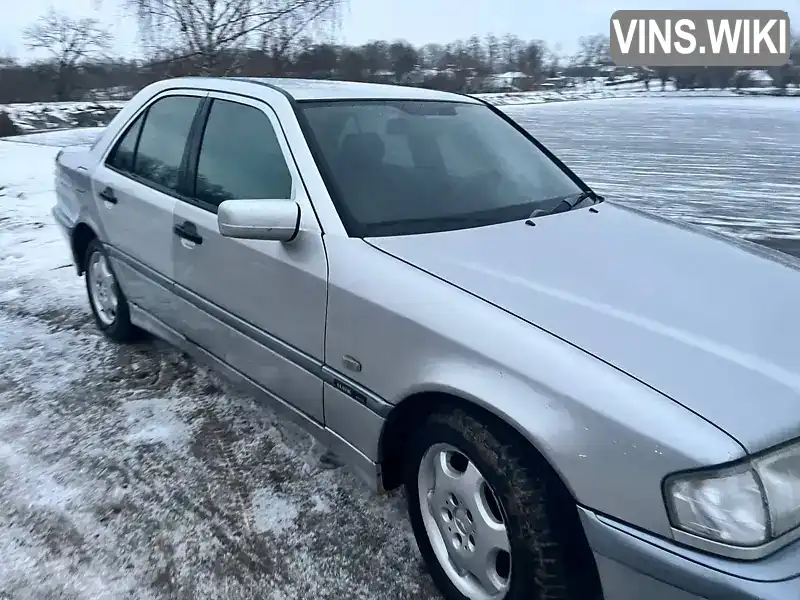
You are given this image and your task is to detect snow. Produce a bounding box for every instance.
[0,97,798,598]
[122,397,193,451]
[476,78,800,106]
[0,101,124,133]
[0,312,152,600]
[250,489,300,534]
[10,127,104,148]
[504,96,800,247]
[0,134,431,599]
[0,141,87,311]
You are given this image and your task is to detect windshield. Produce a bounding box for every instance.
[298,100,585,237]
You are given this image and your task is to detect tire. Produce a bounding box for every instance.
[405,408,600,600]
[84,239,140,343]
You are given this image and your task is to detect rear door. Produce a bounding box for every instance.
[171,91,329,423]
[91,90,206,325]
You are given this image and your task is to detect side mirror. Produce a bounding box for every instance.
[217,199,300,242]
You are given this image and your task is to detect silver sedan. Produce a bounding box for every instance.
[53,76,800,600]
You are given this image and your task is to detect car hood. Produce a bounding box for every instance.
[368,203,800,453]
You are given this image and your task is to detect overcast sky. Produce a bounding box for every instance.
[1,0,796,61]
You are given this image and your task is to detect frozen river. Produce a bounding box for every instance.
[505,97,800,257]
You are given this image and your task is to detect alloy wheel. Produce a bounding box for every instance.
[88,251,119,326]
[417,443,512,600]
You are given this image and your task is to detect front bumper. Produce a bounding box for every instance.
[580,507,800,599]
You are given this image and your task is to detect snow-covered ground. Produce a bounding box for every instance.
[9,127,103,148]
[511,96,800,255]
[478,78,800,106]
[0,136,436,598]
[0,96,798,599]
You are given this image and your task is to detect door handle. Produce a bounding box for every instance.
[98,187,117,204]
[173,221,203,245]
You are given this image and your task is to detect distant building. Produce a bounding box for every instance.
[748,70,775,87]
[406,68,441,85]
[371,69,395,83]
[732,69,775,88]
[483,71,535,92]
[541,76,568,89]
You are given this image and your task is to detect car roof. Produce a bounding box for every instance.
[168,76,481,103]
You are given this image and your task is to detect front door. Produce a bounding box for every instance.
[171,91,328,423]
[91,91,206,326]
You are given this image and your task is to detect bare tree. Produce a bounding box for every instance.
[24,8,111,100]
[417,43,444,70]
[388,41,418,82]
[572,34,611,67]
[258,17,313,75]
[500,34,524,71]
[125,0,344,74]
[484,34,499,72]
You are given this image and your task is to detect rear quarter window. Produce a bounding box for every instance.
[106,114,143,173]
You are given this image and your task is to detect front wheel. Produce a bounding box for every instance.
[405,408,600,600]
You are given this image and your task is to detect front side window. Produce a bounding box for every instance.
[193,99,292,208]
[299,100,584,237]
[133,95,201,193]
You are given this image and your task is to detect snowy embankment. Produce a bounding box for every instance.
[0,101,125,133]
[0,132,437,599]
[3,78,798,132]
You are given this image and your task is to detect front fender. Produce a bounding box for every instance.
[325,236,745,539]
[392,351,744,538]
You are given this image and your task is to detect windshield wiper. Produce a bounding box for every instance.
[529,190,605,219]
[365,213,499,236]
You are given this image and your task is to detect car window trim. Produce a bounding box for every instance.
[104,167,187,202]
[469,95,591,194]
[293,98,595,238]
[129,110,146,173]
[176,92,300,216]
[130,95,205,194]
[183,96,213,201]
[99,89,209,165]
[101,91,209,204]
[104,111,145,173]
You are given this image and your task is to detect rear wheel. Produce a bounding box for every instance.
[405,408,599,600]
[84,239,140,343]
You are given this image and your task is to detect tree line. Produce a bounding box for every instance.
[1,4,798,105]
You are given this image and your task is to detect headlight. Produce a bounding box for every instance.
[665,442,800,547]
[754,445,800,537]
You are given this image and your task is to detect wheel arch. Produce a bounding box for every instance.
[386,386,604,599]
[379,383,576,501]
[71,221,98,275]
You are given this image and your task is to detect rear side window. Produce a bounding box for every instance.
[193,99,292,207]
[132,96,201,192]
[106,114,143,172]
